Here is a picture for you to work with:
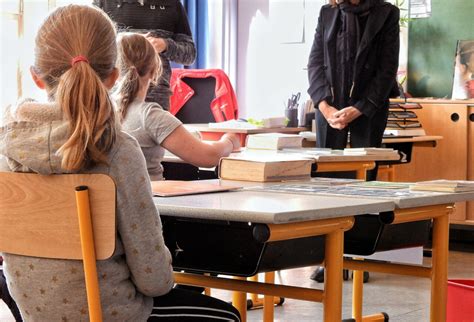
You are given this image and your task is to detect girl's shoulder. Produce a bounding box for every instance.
[141,102,178,122]
[3,99,62,125]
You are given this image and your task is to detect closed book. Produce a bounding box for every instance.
[246,133,303,150]
[151,180,242,197]
[384,128,426,137]
[218,155,313,182]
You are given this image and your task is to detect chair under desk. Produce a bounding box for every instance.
[154,181,474,322]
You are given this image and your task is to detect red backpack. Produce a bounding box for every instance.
[169,69,238,123]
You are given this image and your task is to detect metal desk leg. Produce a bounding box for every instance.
[352,258,364,321]
[324,229,344,322]
[430,211,449,321]
[232,276,247,322]
[263,272,275,322]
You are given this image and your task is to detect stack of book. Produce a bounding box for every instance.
[245,133,303,150]
[218,133,311,182]
[409,180,474,193]
[384,103,426,137]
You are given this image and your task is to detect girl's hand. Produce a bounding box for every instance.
[222,133,241,151]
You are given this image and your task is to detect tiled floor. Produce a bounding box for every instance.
[1,250,472,321]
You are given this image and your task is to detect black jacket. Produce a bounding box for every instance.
[307,2,400,118]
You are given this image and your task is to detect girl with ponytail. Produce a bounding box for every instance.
[0,5,240,322]
[115,32,240,181]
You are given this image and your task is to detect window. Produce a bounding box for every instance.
[0,0,91,120]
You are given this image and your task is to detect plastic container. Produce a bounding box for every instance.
[447,279,474,321]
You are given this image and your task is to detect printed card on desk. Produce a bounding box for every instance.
[151,180,242,197]
[410,180,474,193]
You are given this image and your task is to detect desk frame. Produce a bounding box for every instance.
[345,204,453,322]
[174,216,354,322]
[245,160,375,317]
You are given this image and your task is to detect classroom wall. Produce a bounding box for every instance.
[407,0,474,98]
[236,0,325,119]
[236,0,406,120]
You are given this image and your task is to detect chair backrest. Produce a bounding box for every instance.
[170,68,239,123]
[0,172,116,322]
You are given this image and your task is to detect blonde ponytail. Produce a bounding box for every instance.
[116,33,162,121]
[56,61,116,170]
[33,5,118,171]
[117,66,140,120]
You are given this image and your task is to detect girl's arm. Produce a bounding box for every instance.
[162,125,240,168]
[143,105,240,168]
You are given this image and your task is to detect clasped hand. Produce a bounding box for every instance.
[320,102,362,130]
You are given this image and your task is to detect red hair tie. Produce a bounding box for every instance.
[71,55,89,66]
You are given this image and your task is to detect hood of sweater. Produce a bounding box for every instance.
[0,99,70,174]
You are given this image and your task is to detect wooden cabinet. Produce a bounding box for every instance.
[467,106,474,222]
[393,100,474,225]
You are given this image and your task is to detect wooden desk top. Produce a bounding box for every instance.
[163,148,401,164]
[185,123,308,134]
[382,135,443,145]
[390,98,474,105]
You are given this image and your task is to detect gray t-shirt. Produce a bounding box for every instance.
[122,100,182,181]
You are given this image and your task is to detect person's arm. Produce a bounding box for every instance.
[160,2,196,66]
[307,6,333,111]
[353,6,400,118]
[162,126,240,167]
[110,136,174,297]
[143,105,239,167]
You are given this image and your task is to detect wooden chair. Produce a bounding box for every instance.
[0,172,116,322]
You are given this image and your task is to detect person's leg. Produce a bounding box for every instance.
[148,288,240,322]
[349,104,389,181]
[0,270,22,322]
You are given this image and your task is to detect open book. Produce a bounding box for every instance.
[151,180,242,197]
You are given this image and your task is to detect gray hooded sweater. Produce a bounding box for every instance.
[0,101,174,321]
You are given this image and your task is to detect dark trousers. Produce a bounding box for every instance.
[315,104,389,181]
[0,270,22,322]
[148,288,240,321]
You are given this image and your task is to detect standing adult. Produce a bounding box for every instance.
[307,0,400,282]
[94,0,196,110]
[308,0,400,179]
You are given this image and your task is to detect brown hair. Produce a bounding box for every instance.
[115,33,162,121]
[34,4,118,171]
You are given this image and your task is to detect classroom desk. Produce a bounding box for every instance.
[154,182,474,322]
[154,188,395,322]
[163,148,401,181]
[379,135,442,181]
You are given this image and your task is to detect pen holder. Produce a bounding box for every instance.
[285,108,298,127]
